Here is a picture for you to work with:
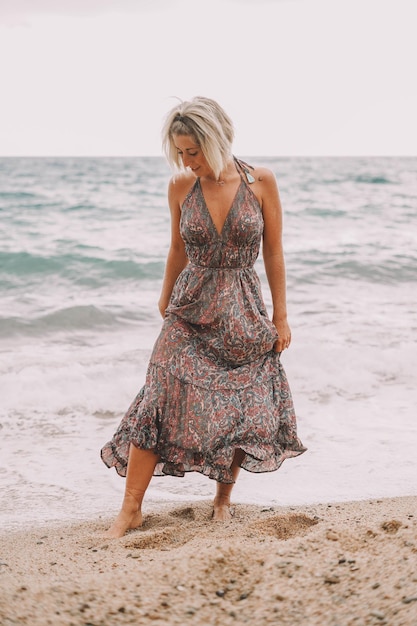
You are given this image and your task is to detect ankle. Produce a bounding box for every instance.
[214,494,231,507]
[123,489,145,512]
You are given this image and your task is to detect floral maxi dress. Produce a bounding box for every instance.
[101,169,306,483]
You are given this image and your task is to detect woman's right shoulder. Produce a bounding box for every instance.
[168,171,197,207]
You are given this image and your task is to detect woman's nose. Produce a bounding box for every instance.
[182,153,192,167]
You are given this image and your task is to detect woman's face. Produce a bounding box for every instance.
[173,134,211,177]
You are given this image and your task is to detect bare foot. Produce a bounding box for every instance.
[104,493,143,538]
[212,497,234,522]
[104,509,143,538]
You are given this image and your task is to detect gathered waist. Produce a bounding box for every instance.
[188,262,253,271]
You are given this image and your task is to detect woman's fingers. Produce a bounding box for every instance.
[274,335,291,352]
[272,319,291,352]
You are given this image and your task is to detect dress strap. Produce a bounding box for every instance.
[233,156,256,184]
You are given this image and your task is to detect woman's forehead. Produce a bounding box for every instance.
[172,134,199,150]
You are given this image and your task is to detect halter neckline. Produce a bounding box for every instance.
[233,157,256,184]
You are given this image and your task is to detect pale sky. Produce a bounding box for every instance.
[0,0,416,156]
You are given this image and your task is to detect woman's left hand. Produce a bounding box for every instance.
[273,317,291,352]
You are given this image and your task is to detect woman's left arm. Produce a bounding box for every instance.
[258,169,291,352]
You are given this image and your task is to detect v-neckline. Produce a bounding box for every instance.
[198,177,243,238]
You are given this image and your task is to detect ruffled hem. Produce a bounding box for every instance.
[101,440,307,484]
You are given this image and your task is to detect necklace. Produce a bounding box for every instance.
[205,176,226,186]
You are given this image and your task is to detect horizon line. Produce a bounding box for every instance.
[0,153,416,159]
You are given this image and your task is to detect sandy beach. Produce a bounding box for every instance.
[1,496,416,626]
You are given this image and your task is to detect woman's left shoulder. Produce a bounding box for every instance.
[251,166,278,187]
[249,166,280,209]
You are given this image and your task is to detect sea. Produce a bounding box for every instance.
[1,156,416,530]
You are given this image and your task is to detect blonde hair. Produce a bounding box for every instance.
[161,96,234,180]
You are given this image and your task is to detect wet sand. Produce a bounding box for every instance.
[1,496,416,625]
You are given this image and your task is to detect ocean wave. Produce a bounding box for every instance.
[0,251,165,286]
[61,203,98,213]
[290,255,417,284]
[0,191,41,201]
[0,305,139,337]
[331,258,417,283]
[353,175,395,185]
[303,207,348,218]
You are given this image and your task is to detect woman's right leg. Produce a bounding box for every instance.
[105,445,159,538]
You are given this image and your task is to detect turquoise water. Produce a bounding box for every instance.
[1,156,416,528]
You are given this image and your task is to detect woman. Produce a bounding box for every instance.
[101,96,306,538]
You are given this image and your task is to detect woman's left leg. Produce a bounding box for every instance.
[213,448,245,521]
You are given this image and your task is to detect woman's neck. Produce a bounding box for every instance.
[203,159,237,186]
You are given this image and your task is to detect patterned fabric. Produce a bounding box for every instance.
[101,172,306,483]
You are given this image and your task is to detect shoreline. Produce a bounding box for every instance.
[1,496,416,625]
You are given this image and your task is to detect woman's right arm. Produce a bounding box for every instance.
[158,177,189,318]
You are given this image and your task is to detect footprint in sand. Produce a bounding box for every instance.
[125,527,189,550]
[169,506,196,520]
[250,513,319,540]
[381,519,402,533]
[124,506,198,550]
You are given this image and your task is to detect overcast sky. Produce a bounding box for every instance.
[0,0,416,156]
